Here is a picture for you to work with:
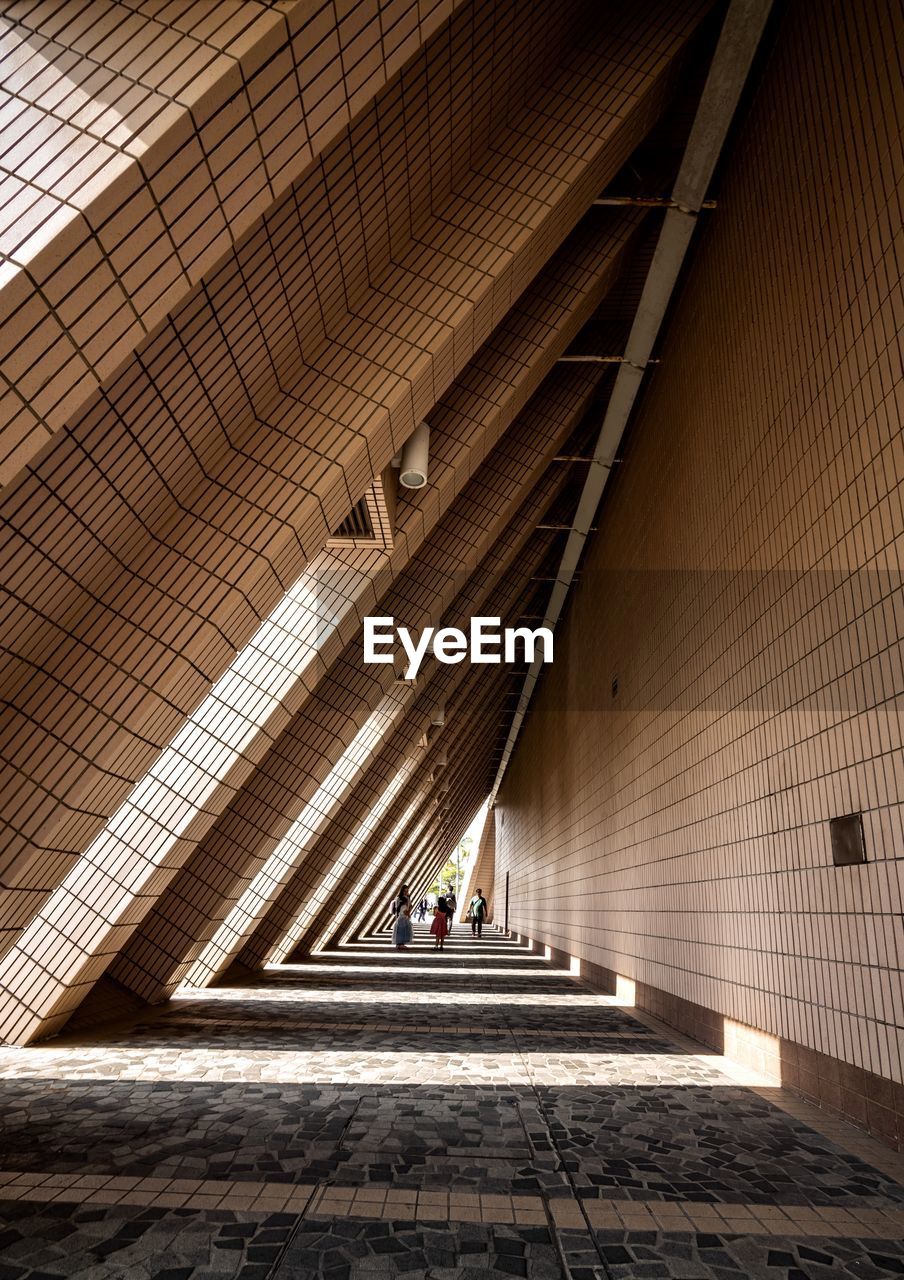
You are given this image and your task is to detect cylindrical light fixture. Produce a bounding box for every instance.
[399,422,430,488]
[431,703,445,726]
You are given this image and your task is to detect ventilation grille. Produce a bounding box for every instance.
[331,496,374,540]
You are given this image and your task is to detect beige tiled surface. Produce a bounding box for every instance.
[0,1168,315,1213]
[457,804,496,923]
[0,0,468,479]
[0,0,898,1219]
[2,1174,904,1237]
[119,424,576,995]
[561,1198,904,1240]
[310,1186,548,1226]
[496,0,904,1101]
[107,215,634,1006]
[0,0,707,1046]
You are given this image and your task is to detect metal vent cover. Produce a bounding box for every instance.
[331,496,374,540]
[830,813,867,866]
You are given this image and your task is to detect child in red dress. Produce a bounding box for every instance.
[431,896,449,950]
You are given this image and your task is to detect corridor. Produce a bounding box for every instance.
[0,928,903,1279]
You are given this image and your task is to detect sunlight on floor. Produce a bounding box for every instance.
[172,987,634,1007]
[0,1041,762,1086]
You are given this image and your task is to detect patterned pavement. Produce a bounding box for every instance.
[1,926,903,1278]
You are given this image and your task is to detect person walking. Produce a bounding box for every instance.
[389,883,411,950]
[431,895,449,950]
[416,898,428,922]
[468,889,488,938]
[444,886,456,936]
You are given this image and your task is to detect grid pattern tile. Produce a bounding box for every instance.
[0,0,701,980]
[495,0,904,1103]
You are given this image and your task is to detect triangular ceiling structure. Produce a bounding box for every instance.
[0,0,757,1042]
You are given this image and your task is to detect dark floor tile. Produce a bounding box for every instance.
[272,1218,564,1280]
[574,1230,904,1280]
[0,1204,295,1280]
[3,930,903,1280]
[536,1085,904,1206]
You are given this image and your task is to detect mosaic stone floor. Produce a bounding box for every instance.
[1,926,903,1278]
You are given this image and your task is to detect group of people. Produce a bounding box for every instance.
[389,883,490,950]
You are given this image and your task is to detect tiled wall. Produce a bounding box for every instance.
[0,0,699,976]
[496,0,904,1103]
[31,218,617,1018]
[458,806,495,923]
[0,0,473,482]
[257,495,550,964]
[0,0,713,1043]
[114,415,574,998]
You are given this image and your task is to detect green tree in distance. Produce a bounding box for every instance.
[427,835,473,899]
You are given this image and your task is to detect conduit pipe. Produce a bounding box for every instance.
[488,0,774,808]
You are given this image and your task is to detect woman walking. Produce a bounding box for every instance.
[390,883,411,950]
[431,894,450,950]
